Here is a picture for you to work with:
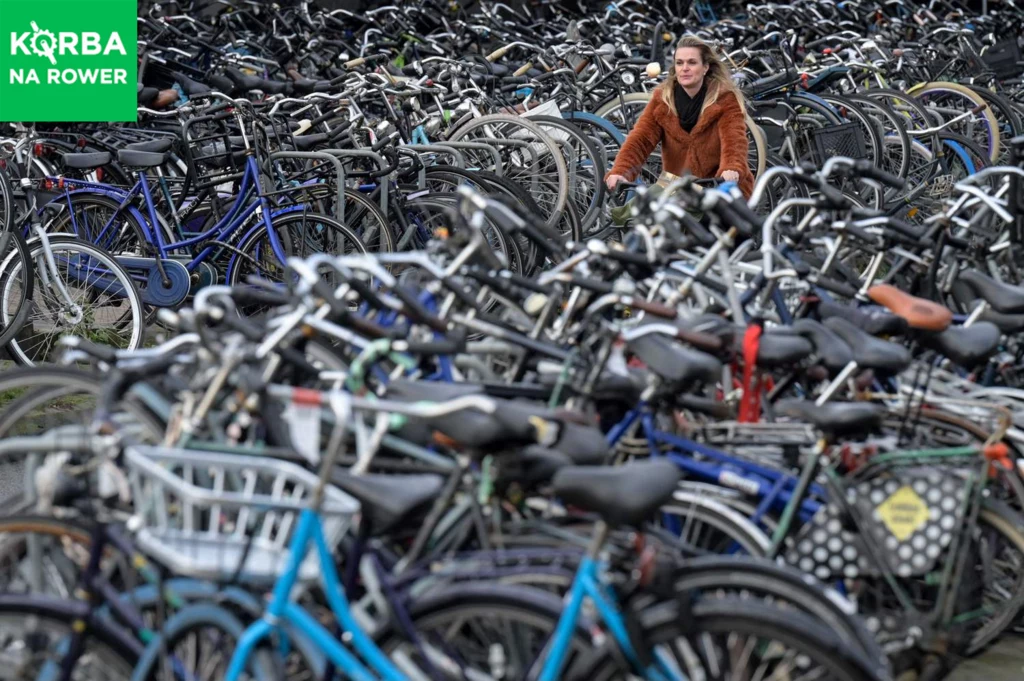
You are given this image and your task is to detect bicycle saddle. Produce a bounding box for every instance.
[790,318,853,374]
[626,334,722,386]
[921,322,1002,369]
[817,299,907,337]
[117,149,168,168]
[127,139,174,154]
[224,68,291,95]
[172,71,211,97]
[954,270,1024,315]
[754,330,815,369]
[61,152,111,170]
[331,472,444,535]
[866,284,952,332]
[775,400,885,440]
[823,317,912,373]
[552,459,682,527]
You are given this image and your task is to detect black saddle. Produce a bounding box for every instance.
[117,149,168,168]
[817,299,907,337]
[387,380,607,459]
[823,317,911,373]
[172,71,211,97]
[922,322,1001,369]
[127,139,174,154]
[955,270,1024,315]
[224,68,291,95]
[775,400,885,439]
[754,330,815,369]
[62,152,111,170]
[552,459,682,527]
[331,472,443,535]
[627,334,722,385]
[790,318,853,373]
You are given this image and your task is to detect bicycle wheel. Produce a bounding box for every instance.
[964,503,1024,655]
[0,236,144,366]
[445,114,569,230]
[0,228,32,352]
[227,211,368,290]
[586,597,887,681]
[908,81,1001,163]
[0,600,136,680]
[373,582,597,680]
[522,115,606,236]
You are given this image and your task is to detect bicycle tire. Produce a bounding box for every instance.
[0,235,145,366]
[444,113,570,230]
[585,597,888,681]
[0,227,32,351]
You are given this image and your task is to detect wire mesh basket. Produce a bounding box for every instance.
[810,122,867,165]
[982,40,1023,80]
[125,445,360,582]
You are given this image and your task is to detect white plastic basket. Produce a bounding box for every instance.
[125,445,360,583]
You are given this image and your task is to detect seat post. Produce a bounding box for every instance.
[587,520,610,559]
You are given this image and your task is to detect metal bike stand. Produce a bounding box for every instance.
[475,137,540,190]
[320,149,391,220]
[268,151,347,222]
[402,144,466,188]
[441,141,504,177]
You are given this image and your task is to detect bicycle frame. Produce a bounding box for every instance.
[51,155,291,274]
[225,508,406,681]
[606,405,825,528]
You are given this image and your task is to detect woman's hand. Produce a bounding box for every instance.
[606,174,628,191]
[719,170,740,183]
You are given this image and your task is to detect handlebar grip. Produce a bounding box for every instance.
[390,286,449,334]
[371,132,397,152]
[625,296,677,319]
[713,201,755,238]
[810,274,860,299]
[971,102,989,115]
[675,328,724,353]
[567,276,614,294]
[501,82,526,93]
[367,148,399,178]
[853,159,906,190]
[884,216,926,240]
[66,337,118,363]
[397,336,466,355]
[486,45,512,62]
[308,107,344,128]
[945,233,971,249]
[602,246,652,266]
[843,224,882,247]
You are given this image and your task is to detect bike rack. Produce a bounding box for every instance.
[402,144,466,188]
[268,151,347,221]
[442,141,504,176]
[320,149,391,221]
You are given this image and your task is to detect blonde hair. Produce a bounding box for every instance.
[658,35,746,116]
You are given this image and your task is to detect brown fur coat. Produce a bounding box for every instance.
[607,89,754,198]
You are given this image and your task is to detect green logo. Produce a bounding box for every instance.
[0,0,137,122]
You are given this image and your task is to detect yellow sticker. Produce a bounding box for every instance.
[876,486,930,541]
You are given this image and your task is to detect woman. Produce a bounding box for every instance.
[605,36,754,198]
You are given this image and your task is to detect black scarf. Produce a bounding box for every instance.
[673,81,707,133]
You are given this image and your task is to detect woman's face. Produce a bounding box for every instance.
[674,47,707,90]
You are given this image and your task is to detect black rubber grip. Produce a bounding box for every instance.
[853,159,906,189]
[810,274,860,299]
[399,337,466,355]
[601,246,651,266]
[70,337,118,362]
[391,286,449,333]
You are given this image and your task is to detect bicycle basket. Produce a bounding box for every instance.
[810,122,867,165]
[786,451,978,582]
[982,40,1024,80]
[125,445,359,582]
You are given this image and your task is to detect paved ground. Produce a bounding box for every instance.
[946,637,1024,681]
